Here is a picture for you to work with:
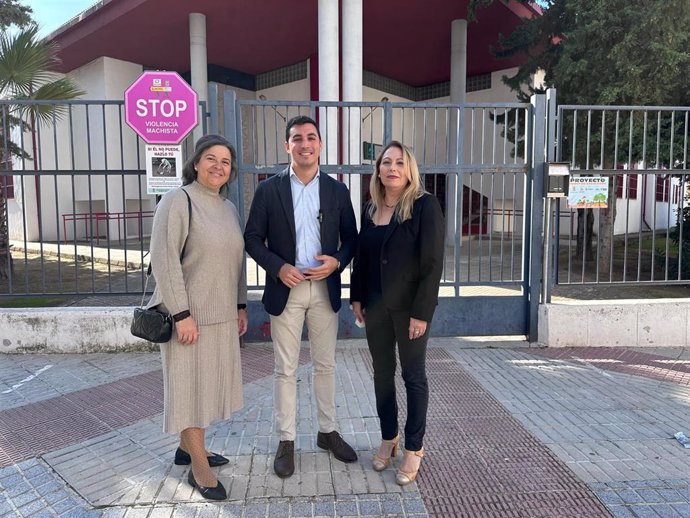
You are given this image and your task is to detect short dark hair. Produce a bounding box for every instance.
[285,115,321,142]
[182,134,238,196]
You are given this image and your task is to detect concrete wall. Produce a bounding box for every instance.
[538,299,690,347]
[0,307,158,353]
[8,297,690,352]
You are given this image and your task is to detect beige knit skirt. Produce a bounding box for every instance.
[160,320,243,434]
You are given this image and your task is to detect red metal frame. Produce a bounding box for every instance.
[62,210,153,245]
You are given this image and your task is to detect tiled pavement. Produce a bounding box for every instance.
[3,341,690,516]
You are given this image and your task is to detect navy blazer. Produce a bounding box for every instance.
[244,168,358,316]
[350,193,445,322]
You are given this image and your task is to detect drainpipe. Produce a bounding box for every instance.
[31,112,42,239]
[642,171,651,231]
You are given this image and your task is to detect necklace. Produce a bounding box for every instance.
[384,197,399,209]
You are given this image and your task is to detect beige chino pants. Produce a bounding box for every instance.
[270,279,338,441]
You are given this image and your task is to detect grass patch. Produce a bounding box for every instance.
[0,296,69,308]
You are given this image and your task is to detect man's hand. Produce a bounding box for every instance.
[238,308,248,336]
[279,263,306,288]
[175,316,199,345]
[304,255,339,281]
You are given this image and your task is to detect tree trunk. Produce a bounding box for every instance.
[576,208,594,261]
[0,190,11,280]
[596,177,617,280]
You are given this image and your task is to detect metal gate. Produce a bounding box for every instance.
[0,92,548,340]
[221,90,547,339]
[543,94,690,300]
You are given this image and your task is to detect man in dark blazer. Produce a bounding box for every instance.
[244,115,358,478]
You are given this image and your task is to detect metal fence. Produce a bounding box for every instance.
[1,94,537,301]
[227,95,534,296]
[13,93,690,302]
[0,99,208,300]
[547,102,690,294]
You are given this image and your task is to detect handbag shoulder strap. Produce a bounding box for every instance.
[146,187,192,277]
[179,187,192,261]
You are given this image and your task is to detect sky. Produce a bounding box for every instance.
[27,0,551,37]
[26,0,552,39]
[27,0,97,36]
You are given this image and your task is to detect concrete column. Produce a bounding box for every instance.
[450,19,467,106]
[342,0,363,223]
[318,0,339,166]
[189,13,208,142]
[447,19,468,240]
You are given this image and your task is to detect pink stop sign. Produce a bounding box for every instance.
[124,71,198,145]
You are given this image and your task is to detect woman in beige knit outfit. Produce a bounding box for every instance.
[148,135,247,501]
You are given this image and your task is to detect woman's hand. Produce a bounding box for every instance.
[352,301,365,325]
[408,317,427,341]
[238,308,248,337]
[175,316,199,345]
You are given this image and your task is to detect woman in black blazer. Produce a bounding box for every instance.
[351,141,444,485]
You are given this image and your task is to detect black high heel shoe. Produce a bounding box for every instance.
[187,470,227,501]
[175,447,229,467]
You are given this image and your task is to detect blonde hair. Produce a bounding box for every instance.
[368,141,425,223]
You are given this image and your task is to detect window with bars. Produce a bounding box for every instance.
[656,176,670,202]
[1,158,13,199]
[1,177,13,199]
[615,174,638,199]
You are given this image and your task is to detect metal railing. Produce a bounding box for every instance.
[0,99,208,299]
[226,95,534,296]
[1,95,536,299]
[549,104,690,290]
[24,94,686,312]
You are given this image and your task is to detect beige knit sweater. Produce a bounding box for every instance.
[147,181,247,325]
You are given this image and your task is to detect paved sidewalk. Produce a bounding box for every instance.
[3,339,690,517]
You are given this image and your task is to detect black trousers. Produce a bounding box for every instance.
[364,301,429,451]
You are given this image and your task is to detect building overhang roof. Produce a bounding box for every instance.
[49,0,541,87]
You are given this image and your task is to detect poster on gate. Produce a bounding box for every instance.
[567,176,608,209]
[145,145,182,194]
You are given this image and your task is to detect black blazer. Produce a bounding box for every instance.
[351,193,445,322]
[244,168,358,316]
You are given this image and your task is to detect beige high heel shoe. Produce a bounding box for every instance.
[395,447,424,485]
[372,434,400,471]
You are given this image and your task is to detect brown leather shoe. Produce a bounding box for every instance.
[317,431,358,463]
[273,440,295,478]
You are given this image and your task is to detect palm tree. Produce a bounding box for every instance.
[0,25,84,279]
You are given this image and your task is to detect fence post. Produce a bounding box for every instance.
[383,100,393,144]
[449,103,464,296]
[223,90,241,214]
[207,83,219,135]
[527,93,547,342]
[543,88,558,302]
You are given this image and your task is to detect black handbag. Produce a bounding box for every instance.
[131,188,191,343]
[131,306,173,343]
